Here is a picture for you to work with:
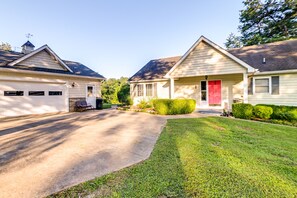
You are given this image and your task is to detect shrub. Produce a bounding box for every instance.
[152,99,196,115]
[137,99,153,109]
[232,103,253,119]
[253,106,273,119]
[256,104,297,120]
[285,110,297,121]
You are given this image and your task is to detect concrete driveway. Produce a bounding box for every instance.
[0,110,169,198]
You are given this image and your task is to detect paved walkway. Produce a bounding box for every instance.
[0,110,209,198]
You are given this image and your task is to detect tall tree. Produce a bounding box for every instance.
[239,0,297,46]
[0,42,12,51]
[101,77,130,104]
[225,33,243,49]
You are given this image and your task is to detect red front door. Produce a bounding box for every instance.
[208,80,221,105]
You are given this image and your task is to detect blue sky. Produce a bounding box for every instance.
[1,1,243,78]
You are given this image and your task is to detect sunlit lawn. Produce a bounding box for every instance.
[52,117,297,197]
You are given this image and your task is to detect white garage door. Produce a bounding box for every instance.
[0,81,68,117]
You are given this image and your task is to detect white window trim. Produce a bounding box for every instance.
[135,83,156,98]
[253,76,272,94]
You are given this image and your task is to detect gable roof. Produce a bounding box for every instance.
[8,45,73,72]
[129,56,181,81]
[228,39,297,72]
[165,36,256,77]
[22,41,35,48]
[0,48,105,79]
[130,37,297,81]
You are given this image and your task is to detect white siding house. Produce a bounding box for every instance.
[0,41,105,118]
[129,36,297,109]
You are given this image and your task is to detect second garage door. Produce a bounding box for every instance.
[0,81,68,117]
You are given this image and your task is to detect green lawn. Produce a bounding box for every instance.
[102,103,112,109]
[52,117,297,197]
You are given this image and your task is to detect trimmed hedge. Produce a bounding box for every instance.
[253,106,273,119]
[232,103,254,119]
[256,104,297,120]
[152,99,196,115]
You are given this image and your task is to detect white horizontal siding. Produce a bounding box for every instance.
[171,41,246,77]
[0,72,101,99]
[248,74,297,106]
[17,50,65,71]
[174,74,243,108]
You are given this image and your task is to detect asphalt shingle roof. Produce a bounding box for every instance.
[129,39,297,81]
[129,56,181,81]
[228,39,297,72]
[0,49,104,78]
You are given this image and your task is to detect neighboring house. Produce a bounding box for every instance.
[129,36,297,109]
[0,41,105,118]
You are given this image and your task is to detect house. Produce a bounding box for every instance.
[0,41,105,118]
[129,36,297,109]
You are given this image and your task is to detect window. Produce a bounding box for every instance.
[248,77,253,95]
[49,91,62,96]
[29,91,45,96]
[137,84,143,97]
[87,86,94,97]
[146,84,153,96]
[201,81,207,101]
[255,78,269,93]
[4,91,24,96]
[271,76,279,95]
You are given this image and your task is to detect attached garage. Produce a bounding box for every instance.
[0,41,105,118]
[0,81,68,117]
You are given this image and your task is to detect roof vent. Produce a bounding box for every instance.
[262,57,266,64]
[21,41,35,54]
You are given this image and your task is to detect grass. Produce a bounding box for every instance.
[51,117,297,197]
[102,103,112,109]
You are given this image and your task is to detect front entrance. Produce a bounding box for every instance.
[86,85,96,108]
[208,80,221,106]
[200,80,222,107]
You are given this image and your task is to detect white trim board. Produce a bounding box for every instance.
[165,36,256,78]
[0,67,105,80]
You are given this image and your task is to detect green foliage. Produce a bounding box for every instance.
[117,83,130,104]
[232,103,254,119]
[55,117,297,197]
[0,42,12,51]
[225,33,243,49]
[137,99,152,109]
[256,104,297,120]
[152,99,196,115]
[101,77,129,104]
[239,0,297,46]
[102,103,112,109]
[253,106,273,119]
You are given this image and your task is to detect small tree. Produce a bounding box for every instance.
[0,42,12,51]
[225,33,243,49]
[117,83,130,104]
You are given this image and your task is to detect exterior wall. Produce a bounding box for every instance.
[130,80,170,105]
[130,74,243,109]
[174,74,243,109]
[248,73,297,106]
[0,71,102,113]
[17,50,65,71]
[171,41,246,77]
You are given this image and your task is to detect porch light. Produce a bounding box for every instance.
[72,82,76,88]
[205,75,208,80]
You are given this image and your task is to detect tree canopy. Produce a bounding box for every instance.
[0,42,12,51]
[225,0,296,48]
[101,77,131,104]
